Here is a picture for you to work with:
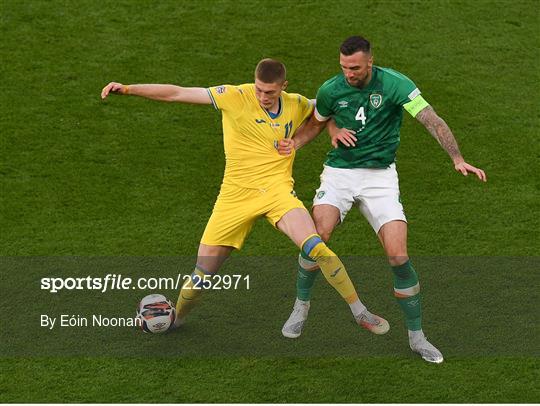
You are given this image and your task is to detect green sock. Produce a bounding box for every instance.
[391,260,422,331]
[296,251,320,301]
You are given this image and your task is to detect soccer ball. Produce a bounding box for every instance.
[137,294,176,333]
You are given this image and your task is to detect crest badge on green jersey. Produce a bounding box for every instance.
[370,93,383,109]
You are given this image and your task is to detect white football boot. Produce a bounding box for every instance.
[409,330,444,363]
[282,298,310,338]
[355,309,390,335]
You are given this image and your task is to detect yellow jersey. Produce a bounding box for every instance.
[207,84,313,189]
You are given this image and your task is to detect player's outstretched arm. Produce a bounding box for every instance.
[277,114,327,155]
[416,106,487,182]
[100,82,212,104]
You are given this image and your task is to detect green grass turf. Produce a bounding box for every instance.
[1,357,538,403]
[1,0,539,402]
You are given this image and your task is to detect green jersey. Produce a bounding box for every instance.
[315,66,429,168]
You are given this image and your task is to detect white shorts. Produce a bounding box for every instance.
[313,163,406,234]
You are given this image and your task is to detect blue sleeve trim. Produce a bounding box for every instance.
[207,88,218,110]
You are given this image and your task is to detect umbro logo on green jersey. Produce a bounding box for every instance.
[370,93,383,109]
[338,100,349,108]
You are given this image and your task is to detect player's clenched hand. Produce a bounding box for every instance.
[101,82,127,99]
[454,161,487,182]
[277,138,295,155]
[330,127,357,148]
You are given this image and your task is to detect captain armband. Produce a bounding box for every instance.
[403,95,430,118]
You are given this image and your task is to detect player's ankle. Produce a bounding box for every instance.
[295,298,310,307]
[349,299,367,318]
[408,329,425,341]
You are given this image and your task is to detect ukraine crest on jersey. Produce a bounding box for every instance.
[207,84,313,189]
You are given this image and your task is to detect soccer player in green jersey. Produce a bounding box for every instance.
[278,36,486,363]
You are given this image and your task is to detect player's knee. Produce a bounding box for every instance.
[320,232,332,243]
[315,226,332,243]
[383,245,408,267]
[312,205,340,237]
[387,255,409,267]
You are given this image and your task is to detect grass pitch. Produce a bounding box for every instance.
[1,0,539,403]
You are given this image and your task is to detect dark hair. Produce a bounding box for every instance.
[340,36,371,55]
[255,58,287,83]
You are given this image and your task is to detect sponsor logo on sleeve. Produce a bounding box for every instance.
[216,86,226,94]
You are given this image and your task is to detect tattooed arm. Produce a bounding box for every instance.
[416,106,487,181]
[416,106,463,162]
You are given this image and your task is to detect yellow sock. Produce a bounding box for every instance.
[302,234,359,304]
[175,267,206,320]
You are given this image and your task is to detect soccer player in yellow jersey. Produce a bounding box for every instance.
[101,59,388,334]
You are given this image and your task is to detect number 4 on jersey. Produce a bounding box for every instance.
[355,106,366,125]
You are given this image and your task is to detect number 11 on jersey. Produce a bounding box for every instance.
[284,121,293,138]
